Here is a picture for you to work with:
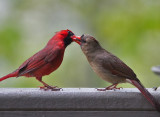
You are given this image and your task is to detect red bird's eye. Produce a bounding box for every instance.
[67,30,74,36]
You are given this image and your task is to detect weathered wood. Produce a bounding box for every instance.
[0,88,160,117]
[0,111,160,117]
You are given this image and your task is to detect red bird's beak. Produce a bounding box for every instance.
[71,35,81,45]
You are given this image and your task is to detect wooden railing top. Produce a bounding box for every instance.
[0,88,160,117]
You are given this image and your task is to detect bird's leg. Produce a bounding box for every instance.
[39,81,61,91]
[36,77,61,91]
[97,84,115,91]
[97,83,122,91]
[109,84,123,90]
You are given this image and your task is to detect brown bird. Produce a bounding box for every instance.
[75,34,160,111]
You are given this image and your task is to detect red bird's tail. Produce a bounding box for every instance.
[130,79,160,112]
[0,71,18,82]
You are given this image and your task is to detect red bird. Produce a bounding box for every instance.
[0,29,78,91]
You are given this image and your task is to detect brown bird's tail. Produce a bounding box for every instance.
[130,79,160,112]
[0,71,18,82]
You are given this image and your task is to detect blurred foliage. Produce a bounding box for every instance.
[0,0,160,88]
[0,25,21,62]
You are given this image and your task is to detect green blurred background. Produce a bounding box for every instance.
[0,0,160,88]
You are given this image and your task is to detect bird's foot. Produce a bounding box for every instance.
[107,84,123,90]
[112,87,123,90]
[39,86,62,91]
[96,88,108,91]
[110,86,123,90]
[97,86,122,91]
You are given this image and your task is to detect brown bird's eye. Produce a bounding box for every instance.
[81,34,86,43]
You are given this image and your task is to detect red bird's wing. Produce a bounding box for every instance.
[17,47,62,76]
[102,51,137,80]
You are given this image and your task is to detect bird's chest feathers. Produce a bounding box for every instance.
[90,60,122,84]
[90,61,108,77]
[50,51,64,65]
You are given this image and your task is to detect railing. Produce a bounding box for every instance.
[0,88,160,117]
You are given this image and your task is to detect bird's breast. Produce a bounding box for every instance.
[90,61,126,84]
[30,50,64,77]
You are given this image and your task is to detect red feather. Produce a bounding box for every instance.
[0,29,75,90]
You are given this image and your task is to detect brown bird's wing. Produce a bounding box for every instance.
[102,51,138,81]
[17,47,61,76]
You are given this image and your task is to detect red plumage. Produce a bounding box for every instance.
[0,29,77,91]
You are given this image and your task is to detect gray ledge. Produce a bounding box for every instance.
[0,88,160,117]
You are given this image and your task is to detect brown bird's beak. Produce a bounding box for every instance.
[71,35,81,45]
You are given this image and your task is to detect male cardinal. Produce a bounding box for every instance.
[75,34,160,111]
[0,29,78,91]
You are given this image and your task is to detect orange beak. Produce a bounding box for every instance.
[71,35,81,45]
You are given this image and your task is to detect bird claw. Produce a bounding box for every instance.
[39,86,62,91]
[96,88,108,91]
[96,86,123,91]
[113,87,123,90]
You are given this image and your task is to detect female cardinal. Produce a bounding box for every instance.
[75,34,160,111]
[0,29,78,91]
